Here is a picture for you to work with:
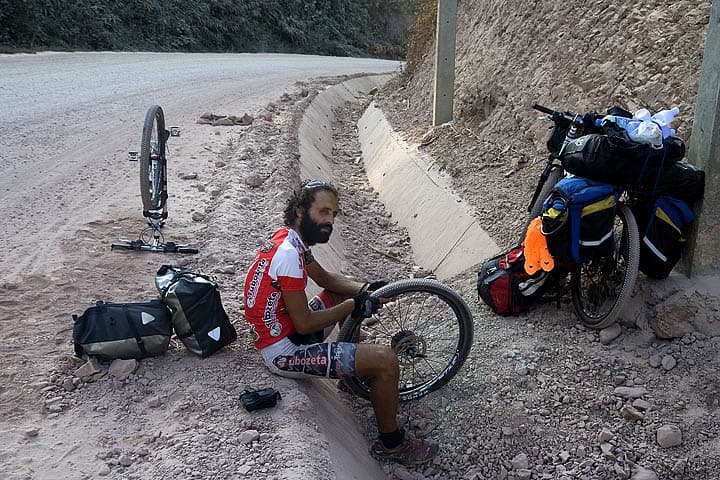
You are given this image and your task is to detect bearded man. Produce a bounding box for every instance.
[242,180,439,465]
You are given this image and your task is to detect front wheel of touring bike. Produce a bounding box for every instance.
[336,278,474,403]
[570,203,640,329]
[523,168,640,329]
[139,105,169,220]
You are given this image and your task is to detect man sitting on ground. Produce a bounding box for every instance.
[242,180,439,465]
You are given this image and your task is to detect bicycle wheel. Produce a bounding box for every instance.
[571,203,640,329]
[520,166,563,242]
[336,279,474,402]
[139,105,168,217]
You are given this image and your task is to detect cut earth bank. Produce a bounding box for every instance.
[4,71,719,480]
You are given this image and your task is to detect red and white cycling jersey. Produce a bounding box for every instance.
[243,227,309,349]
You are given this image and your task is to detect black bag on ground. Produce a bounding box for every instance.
[631,196,696,279]
[240,387,282,412]
[477,245,550,315]
[541,177,620,264]
[156,265,237,357]
[73,300,172,360]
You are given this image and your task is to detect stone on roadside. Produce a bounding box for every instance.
[235,113,254,126]
[657,424,682,448]
[599,323,622,345]
[613,386,647,399]
[516,469,532,480]
[631,466,659,480]
[393,466,415,480]
[620,405,644,421]
[211,117,234,126]
[238,429,260,445]
[661,355,677,371]
[178,172,198,180]
[75,357,103,381]
[648,354,662,368]
[510,453,529,470]
[596,428,614,443]
[98,464,111,476]
[62,377,76,392]
[108,359,138,381]
[118,453,133,467]
[244,174,264,188]
[633,399,652,411]
[24,427,39,438]
[191,212,205,222]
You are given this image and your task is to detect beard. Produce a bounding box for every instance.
[298,213,333,246]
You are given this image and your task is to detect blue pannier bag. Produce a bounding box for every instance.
[541,177,620,264]
[632,196,695,279]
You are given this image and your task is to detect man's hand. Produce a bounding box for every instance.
[352,291,381,318]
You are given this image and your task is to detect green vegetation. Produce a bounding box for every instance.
[0,0,420,58]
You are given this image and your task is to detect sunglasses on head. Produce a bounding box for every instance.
[303,180,328,190]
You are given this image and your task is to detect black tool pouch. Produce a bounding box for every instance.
[240,387,282,412]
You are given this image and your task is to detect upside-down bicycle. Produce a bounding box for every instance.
[112,105,198,254]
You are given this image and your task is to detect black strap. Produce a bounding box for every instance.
[122,304,147,357]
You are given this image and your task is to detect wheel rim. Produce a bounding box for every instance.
[355,289,464,398]
[573,212,629,322]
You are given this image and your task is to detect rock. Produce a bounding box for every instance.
[661,355,677,370]
[244,174,265,188]
[118,453,133,467]
[633,399,652,411]
[75,357,102,381]
[196,117,212,125]
[235,113,254,126]
[558,450,571,463]
[98,464,111,476]
[516,469,532,480]
[599,323,622,344]
[672,458,687,475]
[108,359,138,381]
[648,354,662,368]
[215,265,236,275]
[215,160,226,168]
[191,212,205,222]
[620,405,645,421]
[238,430,260,445]
[24,427,39,438]
[613,386,647,399]
[258,110,274,122]
[199,112,215,119]
[178,172,198,180]
[631,466,659,480]
[211,117,234,126]
[209,188,222,197]
[148,396,162,408]
[657,424,682,448]
[62,377,76,392]
[510,453,529,470]
[237,465,252,476]
[393,466,415,480]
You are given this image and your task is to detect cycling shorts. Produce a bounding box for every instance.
[259,289,357,380]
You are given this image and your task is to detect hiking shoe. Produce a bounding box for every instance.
[370,437,440,465]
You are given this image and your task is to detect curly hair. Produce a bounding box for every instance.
[283,180,339,226]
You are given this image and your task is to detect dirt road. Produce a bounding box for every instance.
[0,53,399,480]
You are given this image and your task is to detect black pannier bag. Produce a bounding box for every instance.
[477,245,550,315]
[156,265,237,357]
[541,177,620,264]
[73,300,172,360]
[631,196,696,279]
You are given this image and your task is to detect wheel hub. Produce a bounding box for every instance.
[391,330,427,362]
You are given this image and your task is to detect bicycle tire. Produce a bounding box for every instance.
[336,278,474,402]
[520,166,563,243]
[139,105,168,216]
[571,203,640,329]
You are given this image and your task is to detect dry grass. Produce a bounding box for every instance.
[405,0,437,75]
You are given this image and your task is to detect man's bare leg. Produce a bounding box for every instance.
[354,344,400,432]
